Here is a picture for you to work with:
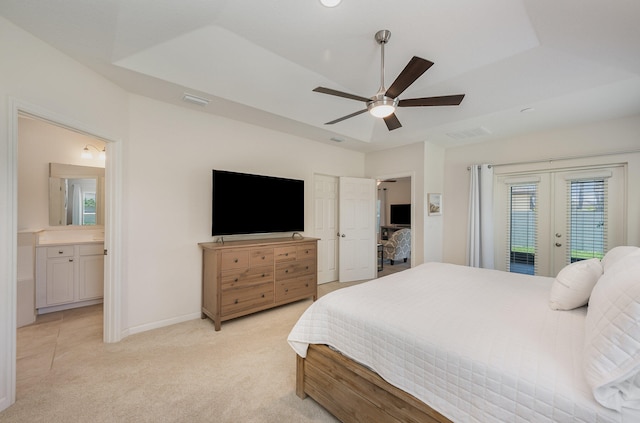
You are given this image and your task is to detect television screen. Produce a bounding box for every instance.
[390,204,411,225]
[212,170,304,236]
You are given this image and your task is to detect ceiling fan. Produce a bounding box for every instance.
[313,30,465,131]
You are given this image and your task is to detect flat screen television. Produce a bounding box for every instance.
[390,203,411,226]
[212,170,304,236]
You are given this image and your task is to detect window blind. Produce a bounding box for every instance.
[566,178,607,264]
[506,183,538,275]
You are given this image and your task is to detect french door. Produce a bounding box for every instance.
[496,165,625,277]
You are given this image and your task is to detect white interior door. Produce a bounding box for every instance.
[314,174,339,284]
[338,177,376,282]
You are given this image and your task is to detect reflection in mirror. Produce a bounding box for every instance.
[49,163,105,226]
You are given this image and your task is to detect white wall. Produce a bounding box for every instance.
[123,95,364,333]
[18,117,106,231]
[443,115,640,265]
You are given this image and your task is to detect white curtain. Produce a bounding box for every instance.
[71,184,83,225]
[466,164,495,268]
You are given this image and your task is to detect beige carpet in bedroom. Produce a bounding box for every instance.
[4,279,374,423]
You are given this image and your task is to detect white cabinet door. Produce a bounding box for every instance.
[79,254,104,300]
[46,257,75,305]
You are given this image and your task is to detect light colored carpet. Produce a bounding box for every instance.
[4,278,387,423]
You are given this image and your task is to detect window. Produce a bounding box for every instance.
[507,184,538,275]
[82,192,97,225]
[566,178,607,263]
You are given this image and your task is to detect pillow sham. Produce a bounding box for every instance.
[549,258,602,310]
[584,250,640,411]
[600,246,640,272]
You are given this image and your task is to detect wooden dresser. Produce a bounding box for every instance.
[199,237,318,330]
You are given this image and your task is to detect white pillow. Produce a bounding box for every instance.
[549,258,603,310]
[584,250,640,411]
[601,246,640,272]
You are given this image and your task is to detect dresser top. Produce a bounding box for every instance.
[199,236,319,251]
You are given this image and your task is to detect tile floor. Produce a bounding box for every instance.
[16,304,103,397]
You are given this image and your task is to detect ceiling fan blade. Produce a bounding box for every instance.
[385,56,434,99]
[325,109,368,125]
[383,113,402,131]
[398,94,465,107]
[313,87,370,102]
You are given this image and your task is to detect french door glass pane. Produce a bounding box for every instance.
[568,179,606,263]
[509,184,537,275]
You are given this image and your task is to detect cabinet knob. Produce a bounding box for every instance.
[285,253,289,256]
[234,299,239,304]
[69,259,73,262]
[262,256,265,260]
[305,266,309,270]
[261,293,265,298]
[58,250,64,254]
[285,288,288,293]
[234,278,239,282]
[262,273,265,277]
[285,269,289,273]
[234,258,238,263]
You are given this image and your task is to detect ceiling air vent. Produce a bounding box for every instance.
[182,93,210,106]
[446,126,491,140]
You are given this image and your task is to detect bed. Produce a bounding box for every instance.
[288,256,640,423]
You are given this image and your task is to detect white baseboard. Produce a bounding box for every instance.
[122,312,203,337]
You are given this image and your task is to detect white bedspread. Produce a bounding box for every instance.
[288,262,638,423]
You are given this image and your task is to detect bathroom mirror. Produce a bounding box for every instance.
[49,163,105,226]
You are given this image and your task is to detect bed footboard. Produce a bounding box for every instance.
[296,344,452,423]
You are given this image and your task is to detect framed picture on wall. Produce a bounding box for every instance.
[428,193,442,216]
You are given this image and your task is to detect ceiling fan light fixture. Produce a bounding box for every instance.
[320,0,342,7]
[368,95,397,118]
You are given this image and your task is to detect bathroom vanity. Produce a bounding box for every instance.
[34,229,104,314]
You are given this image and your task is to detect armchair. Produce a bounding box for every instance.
[382,228,411,265]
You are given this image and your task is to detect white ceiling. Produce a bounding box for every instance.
[2,0,639,153]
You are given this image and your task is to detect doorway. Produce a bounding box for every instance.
[376,175,414,273]
[4,101,122,410]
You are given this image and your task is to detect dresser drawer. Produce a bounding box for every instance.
[275,274,316,303]
[275,258,316,280]
[250,248,274,267]
[221,266,273,288]
[274,246,297,262]
[221,282,274,316]
[221,251,249,270]
[46,246,74,258]
[296,244,316,260]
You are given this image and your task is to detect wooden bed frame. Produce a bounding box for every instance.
[296,344,452,423]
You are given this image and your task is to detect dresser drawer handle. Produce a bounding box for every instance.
[262,273,266,277]
[261,293,265,298]
[262,256,265,260]
[234,299,239,304]
[58,250,64,254]
[285,269,289,273]
[69,259,73,262]
[285,288,289,293]
[305,283,309,287]
[285,253,289,256]
[305,266,309,270]
[234,278,239,283]
[234,258,239,263]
